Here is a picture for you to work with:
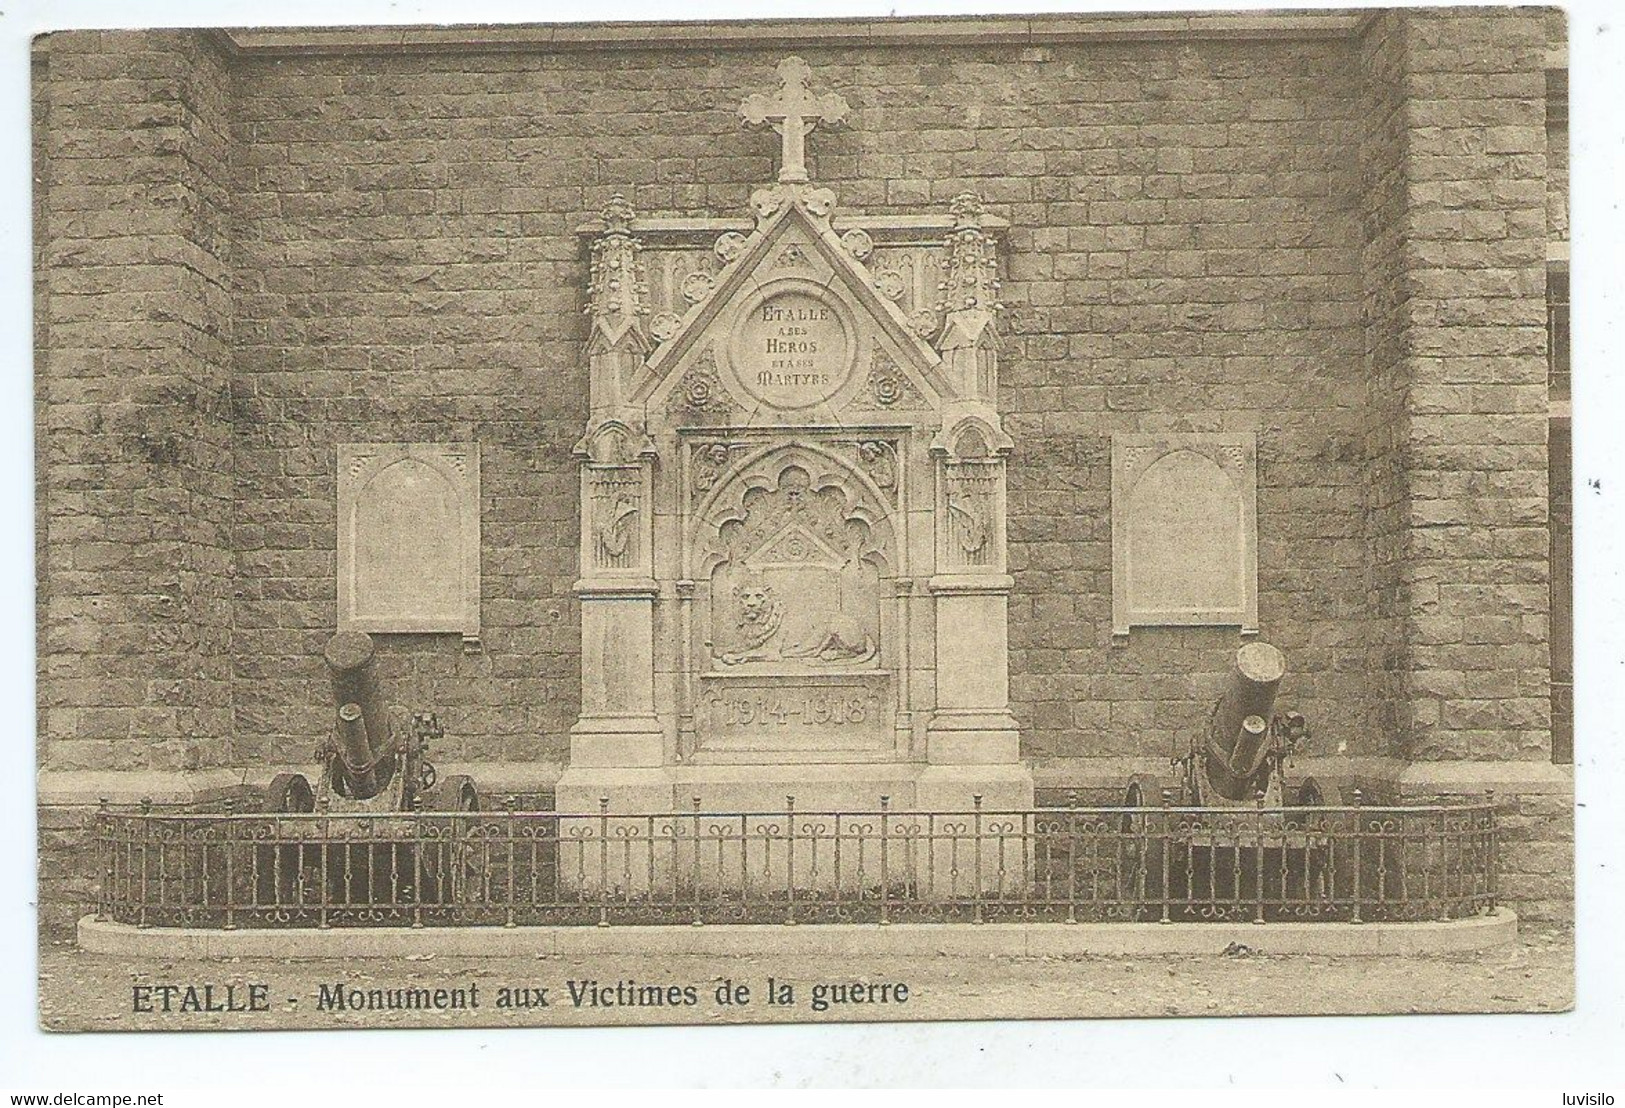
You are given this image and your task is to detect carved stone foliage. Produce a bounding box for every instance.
[588,467,643,571]
[587,193,648,331]
[337,443,480,643]
[699,453,891,670]
[643,247,724,328]
[713,231,748,264]
[840,228,873,260]
[938,192,1002,317]
[1112,433,1259,638]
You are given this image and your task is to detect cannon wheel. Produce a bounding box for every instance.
[265,772,314,814]
[421,774,478,812]
[1120,775,1160,830]
[1119,775,1166,918]
[418,775,481,906]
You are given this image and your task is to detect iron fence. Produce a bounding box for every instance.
[93,797,1497,929]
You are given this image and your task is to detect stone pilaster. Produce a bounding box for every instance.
[559,198,669,812]
[1395,9,1552,765]
[36,31,236,785]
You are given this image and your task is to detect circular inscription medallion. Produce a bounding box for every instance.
[730,287,853,409]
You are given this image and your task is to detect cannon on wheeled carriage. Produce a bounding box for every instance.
[1123,641,1323,810]
[1114,643,1341,920]
[255,631,482,910]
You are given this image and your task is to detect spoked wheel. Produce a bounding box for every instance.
[421,774,478,812]
[258,773,315,908]
[1289,777,1335,906]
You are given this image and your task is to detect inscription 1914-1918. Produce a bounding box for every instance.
[706,689,878,728]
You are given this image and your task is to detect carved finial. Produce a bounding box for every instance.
[601,192,635,235]
[589,194,647,331]
[950,191,985,230]
[740,56,849,184]
[936,191,1002,400]
[939,192,1001,316]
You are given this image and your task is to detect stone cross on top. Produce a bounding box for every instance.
[739,56,849,184]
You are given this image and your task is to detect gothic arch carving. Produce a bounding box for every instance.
[690,441,897,579]
[689,444,896,673]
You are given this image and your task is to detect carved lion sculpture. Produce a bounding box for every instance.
[720,580,785,665]
[719,574,876,666]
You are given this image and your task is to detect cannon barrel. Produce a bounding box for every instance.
[1203,642,1285,802]
[335,702,381,797]
[323,631,395,800]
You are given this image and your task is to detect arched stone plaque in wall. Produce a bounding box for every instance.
[338,443,481,647]
[1112,433,1257,640]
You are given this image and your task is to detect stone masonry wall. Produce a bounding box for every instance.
[226,35,1377,769]
[37,31,237,776]
[33,14,1572,923]
[1398,9,1551,764]
[1356,13,1413,760]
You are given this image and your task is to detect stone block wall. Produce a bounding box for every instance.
[1494,790,1573,923]
[219,33,1377,769]
[33,12,1571,921]
[1397,9,1552,764]
[37,32,238,776]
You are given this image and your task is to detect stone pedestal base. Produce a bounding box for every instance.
[552,759,1036,899]
[914,762,1033,811]
[671,762,921,813]
[554,766,674,816]
[915,762,1034,898]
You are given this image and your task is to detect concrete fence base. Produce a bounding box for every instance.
[77,908,1517,959]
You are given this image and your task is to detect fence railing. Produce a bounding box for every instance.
[94,799,1498,929]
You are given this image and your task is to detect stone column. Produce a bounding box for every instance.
[919,443,1032,816]
[918,194,1032,818]
[557,449,669,809]
[556,196,673,815]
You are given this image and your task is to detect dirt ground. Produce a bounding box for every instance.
[36,923,1573,1032]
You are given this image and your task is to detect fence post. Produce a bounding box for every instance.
[879,796,891,927]
[1159,789,1172,925]
[597,797,610,928]
[1065,792,1078,925]
[504,797,518,928]
[317,794,332,930]
[1485,789,1499,914]
[972,794,984,925]
[95,798,111,924]
[223,796,238,931]
[137,797,153,930]
[404,793,422,928]
[691,796,703,928]
[1350,787,1363,925]
[785,795,797,927]
[1253,794,1265,926]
